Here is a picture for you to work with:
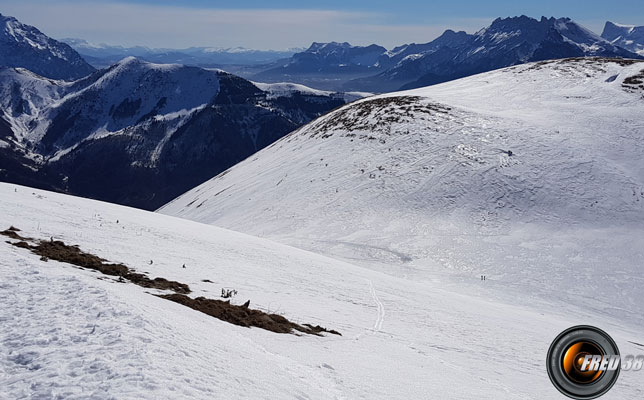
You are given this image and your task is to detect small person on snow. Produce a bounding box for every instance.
[507,150,513,156]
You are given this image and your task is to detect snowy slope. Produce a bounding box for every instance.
[29,57,222,151]
[0,13,95,80]
[3,183,644,399]
[161,58,644,334]
[0,67,69,141]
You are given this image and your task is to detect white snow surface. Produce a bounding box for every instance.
[0,67,68,141]
[252,81,371,102]
[160,58,644,375]
[3,183,644,399]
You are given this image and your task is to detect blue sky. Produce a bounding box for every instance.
[2,0,643,49]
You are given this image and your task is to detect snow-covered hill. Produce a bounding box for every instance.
[3,183,644,399]
[0,57,355,209]
[161,58,644,332]
[602,21,644,56]
[0,13,95,80]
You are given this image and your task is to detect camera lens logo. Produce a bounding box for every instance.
[547,326,621,399]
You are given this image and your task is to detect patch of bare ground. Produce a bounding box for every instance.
[520,57,643,77]
[622,69,644,93]
[307,96,451,140]
[1,226,30,240]
[1,227,190,294]
[2,226,340,336]
[159,294,341,336]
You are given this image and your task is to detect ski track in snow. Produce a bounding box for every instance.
[367,280,385,333]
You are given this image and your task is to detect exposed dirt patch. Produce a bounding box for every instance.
[1,226,31,241]
[159,294,341,336]
[306,96,451,140]
[302,324,342,336]
[622,69,644,93]
[3,226,341,336]
[523,57,641,73]
[1,228,190,294]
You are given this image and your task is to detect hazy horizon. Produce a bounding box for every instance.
[2,0,643,51]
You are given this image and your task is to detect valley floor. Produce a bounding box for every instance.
[1,183,643,399]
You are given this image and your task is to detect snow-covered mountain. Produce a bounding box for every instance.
[161,58,644,334]
[380,29,472,69]
[0,58,359,210]
[246,16,640,92]
[0,14,95,80]
[61,38,300,68]
[252,42,388,91]
[602,21,644,56]
[348,29,476,92]
[288,42,387,70]
[349,16,641,91]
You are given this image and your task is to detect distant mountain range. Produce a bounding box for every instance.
[0,59,358,209]
[601,21,644,56]
[51,15,644,93]
[61,38,302,69]
[251,16,642,92]
[0,13,95,80]
[1,12,643,209]
[0,14,360,209]
[248,42,387,90]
